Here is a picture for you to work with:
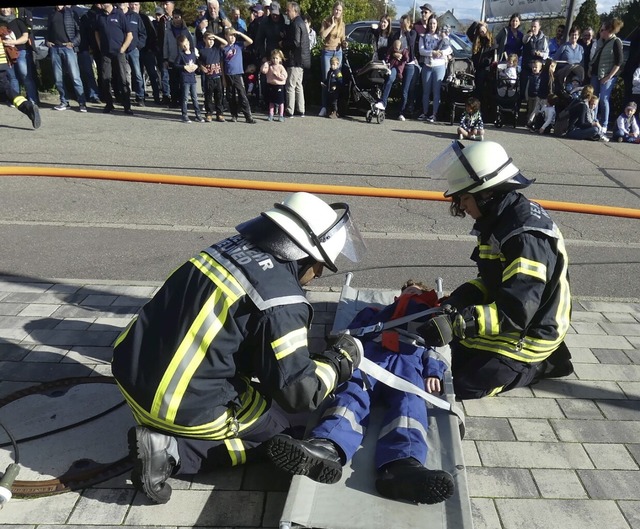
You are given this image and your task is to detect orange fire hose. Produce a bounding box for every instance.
[1,166,639,219]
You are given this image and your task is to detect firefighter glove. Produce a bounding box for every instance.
[312,334,363,386]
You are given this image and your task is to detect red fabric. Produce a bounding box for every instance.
[381,290,439,352]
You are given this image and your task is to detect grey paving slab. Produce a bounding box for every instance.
[22,329,120,347]
[595,398,640,420]
[583,443,638,469]
[0,360,94,381]
[54,318,95,330]
[619,501,640,529]
[627,444,640,467]
[0,342,32,361]
[567,346,599,363]
[469,498,501,529]
[463,397,564,418]
[509,418,558,442]
[606,312,640,323]
[577,469,640,499]
[475,441,593,469]
[465,417,515,441]
[125,490,264,526]
[551,418,640,443]
[0,492,80,523]
[23,344,69,362]
[63,345,114,364]
[0,303,28,316]
[578,301,640,313]
[600,322,640,336]
[565,333,634,349]
[571,311,609,323]
[80,295,119,307]
[530,469,587,499]
[574,363,640,381]
[68,488,136,525]
[495,499,631,529]
[462,440,482,467]
[190,466,244,491]
[571,322,607,334]
[112,295,149,307]
[531,379,625,399]
[592,349,635,364]
[0,281,54,293]
[557,398,605,419]
[620,382,640,399]
[466,467,538,498]
[625,350,640,364]
[0,316,59,330]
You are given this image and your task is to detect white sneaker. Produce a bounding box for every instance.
[458,133,464,140]
[318,107,327,117]
[600,136,610,142]
[398,115,405,121]
[374,101,385,110]
[418,113,427,120]
[427,115,435,123]
[469,134,476,140]
[478,135,484,141]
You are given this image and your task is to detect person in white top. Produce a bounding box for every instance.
[417,15,451,122]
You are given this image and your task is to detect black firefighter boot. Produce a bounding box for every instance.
[128,426,179,504]
[18,100,41,129]
[533,342,574,382]
[376,457,455,505]
[266,434,343,484]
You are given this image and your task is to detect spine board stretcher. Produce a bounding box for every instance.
[279,273,474,529]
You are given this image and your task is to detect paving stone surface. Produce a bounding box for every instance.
[0,279,639,529]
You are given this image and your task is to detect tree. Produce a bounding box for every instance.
[573,0,601,33]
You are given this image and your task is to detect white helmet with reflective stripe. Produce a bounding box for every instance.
[236,192,366,273]
[428,141,534,197]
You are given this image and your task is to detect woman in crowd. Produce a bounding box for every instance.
[391,14,418,121]
[590,18,624,133]
[371,14,391,61]
[553,26,583,65]
[495,13,523,61]
[417,15,451,123]
[467,21,495,104]
[318,1,346,117]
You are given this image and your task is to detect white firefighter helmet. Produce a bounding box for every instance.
[428,140,534,198]
[236,192,366,272]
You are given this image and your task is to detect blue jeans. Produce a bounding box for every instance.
[400,63,418,115]
[321,48,342,109]
[159,56,170,98]
[6,49,39,103]
[78,50,100,101]
[140,48,160,101]
[591,74,617,130]
[126,48,145,100]
[380,67,398,107]
[421,63,445,118]
[181,81,201,118]
[566,126,599,140]
[50,46,86,105]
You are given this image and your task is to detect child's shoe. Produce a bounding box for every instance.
[181,116,191,123]
[278,115,284,122]
[328,111,337,119]
[205,115,212,122]
[216,114,225,122]
[458,133,464,140]
[231,115,238,122]
[469,134,475,140]
[196,117,206,123]
[268,114,273,121]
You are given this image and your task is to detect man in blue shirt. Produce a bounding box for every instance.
[122,2,147,106]
[95,3,134,114]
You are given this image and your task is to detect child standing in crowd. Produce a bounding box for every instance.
[536,93,557,135]
[223,27,256,124]
[525,59,543,128]
[176,35,204,123]
[613,101,640,143]
[199,31,228,122]
[323,55,343,119]
[587,95,608,141]
[457,96,484,141]
[260,49,288,122]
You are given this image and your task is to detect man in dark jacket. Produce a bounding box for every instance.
[122,2,147,105]
[78,5,102,103]
[283,1,309,117]
[47,5,87,112]
[113,192,366,504]
[162,7,194,107]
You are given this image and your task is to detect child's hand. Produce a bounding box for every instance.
[425,377,441,394]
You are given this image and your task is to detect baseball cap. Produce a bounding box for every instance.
[270,1,280,14]
[154,6,164,15]
[420,3,433,11]
[197,4,206,11]
[263,0,272,6]
[252,4,264,12]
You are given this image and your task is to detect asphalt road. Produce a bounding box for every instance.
[2,98,640,300]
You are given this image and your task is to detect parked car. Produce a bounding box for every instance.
[345,20,472,59]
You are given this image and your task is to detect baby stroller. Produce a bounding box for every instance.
[442,57,475,125]
[554,62,585,113]
[494,61,520,128]
[341,48,390,124]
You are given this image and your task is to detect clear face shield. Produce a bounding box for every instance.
[273,202,367,273]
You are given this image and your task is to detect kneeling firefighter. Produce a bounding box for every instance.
[421,140,573,399]
[111,192,367,504]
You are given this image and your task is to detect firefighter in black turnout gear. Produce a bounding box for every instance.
[112,192,366,504]
[421,141,573,399]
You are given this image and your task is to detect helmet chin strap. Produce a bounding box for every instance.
[475,191,506,218]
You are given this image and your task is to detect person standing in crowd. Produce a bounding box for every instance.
[422,141,572,399]
[371,14,392,61]
[256,1,286,107]
[548,24,565,57]
[156,1,174,104]
[193,4,207,34]
[163,8,193,109]
[260,48,287,121]
[324,54,343,118]
[122,2,146,106]
[467,21,495,106]
[175,34,203,122]
[199,30,227,122]
[304,14,316,49]
[231,6,247,32]
[0,14,40,128]
[282,1,309,119]
[391,14,418,121]
[95,2,134,114]
[374,38,409,113]
[413,3,432,38]
[0,7,38,104]
[195,0,228,50]
[78,4,102,103]
[590,18,624,133]
[520,19,548,104]
[318,1,346,117]
[418,15,451,123]
[135,2,161,105]
[578,26,594,75]
[553,25,583,65]
[46,5,88,112]
[495,12,523,61]
[114,192,366,504]
[223,26,256,123]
